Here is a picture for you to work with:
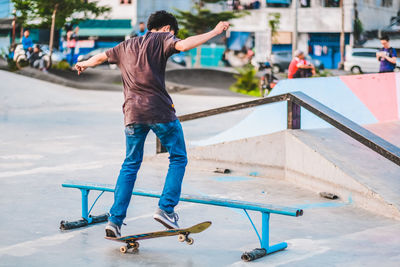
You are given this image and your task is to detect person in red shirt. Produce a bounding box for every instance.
[288,50,315,79]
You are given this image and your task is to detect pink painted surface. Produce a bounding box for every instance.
[340,73,399,122]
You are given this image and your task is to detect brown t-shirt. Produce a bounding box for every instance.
[106,32,181,125]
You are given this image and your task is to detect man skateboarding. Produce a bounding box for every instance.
[75,10,230,238]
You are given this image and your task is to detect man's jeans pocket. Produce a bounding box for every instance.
[125,124,136,136]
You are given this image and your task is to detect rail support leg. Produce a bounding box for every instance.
[60,189,108,230]
[287,100,301,129]
[81,189,91,223]
[156,138,167,154]
[241,212,287,262]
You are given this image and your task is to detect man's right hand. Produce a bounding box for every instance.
[213,21,230,35]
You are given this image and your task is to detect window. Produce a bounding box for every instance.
[120,0,132,4]
[300,0,311,7]
[266,0,291,8]
[321,0,340,7]
[353,52,376,57]
[382,0,393,7]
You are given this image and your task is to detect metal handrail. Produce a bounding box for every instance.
[156,92,400,166]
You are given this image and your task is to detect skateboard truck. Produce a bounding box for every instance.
[60,189,109,230]
[177,233,194,245]
[120,241,140,253]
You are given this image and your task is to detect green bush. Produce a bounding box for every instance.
[230,64,259,93]
[52,60,71,70]
[314,69,332,77]
[6,58,18,72]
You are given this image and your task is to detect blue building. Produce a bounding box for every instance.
[0,0,13,50]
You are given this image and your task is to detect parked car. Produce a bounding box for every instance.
[344,47,400,74]
[77,47,117,69]
[170,52,186,66]
[270,50,324,73]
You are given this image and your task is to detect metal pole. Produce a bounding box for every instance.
[292,0,298,56]
[287,100,301,129]
[81,189,90,221]
[156,138,167,154]
[339,0,345,69]
[261,212,270,249]
[49,4,58,58]
[11,9,16,45]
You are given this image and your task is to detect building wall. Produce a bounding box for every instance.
[230,0,398,33]
[92,0,192,30]
[355,0,399,30]
[0,0,12,18]
[136,0,192,29]
[90,0,137,25]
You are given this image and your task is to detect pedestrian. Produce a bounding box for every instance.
[137,22,148,37]
[288,50,315,79]
[28,45,47,73]
[21,29,33,51]
[74,10,230,238]
[376,35,397,73]
[67,27,79,66]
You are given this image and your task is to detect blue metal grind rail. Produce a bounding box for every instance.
[61,180,303,261]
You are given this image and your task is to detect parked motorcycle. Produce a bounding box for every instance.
[258,62,279,96]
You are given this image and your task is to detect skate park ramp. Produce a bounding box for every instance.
[191,72,400,146]
[187,73,400,219]
[165,68,236,90]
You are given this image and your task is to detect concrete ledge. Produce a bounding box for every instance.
[187,129,400,219]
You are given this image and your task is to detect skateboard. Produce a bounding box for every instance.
[105,221,212,253]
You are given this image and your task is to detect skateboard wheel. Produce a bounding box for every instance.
[186,237,194,245]
[178,234,186,242]
[131,242,139,249]
[120,246,127,253]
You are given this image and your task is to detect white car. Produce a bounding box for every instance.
[344,48,400,74]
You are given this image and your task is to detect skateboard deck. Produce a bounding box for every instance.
[105,221,212,253]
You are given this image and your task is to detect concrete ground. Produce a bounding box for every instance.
[1,70,400,266]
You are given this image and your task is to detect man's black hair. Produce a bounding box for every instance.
[139,21,145,24]
[147,10,179,35]
[380,35,390,41]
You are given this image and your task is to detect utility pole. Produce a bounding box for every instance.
[338,0,345,69]
[11,9,16,45]
[49,3,59,58]
[292,0,298,56]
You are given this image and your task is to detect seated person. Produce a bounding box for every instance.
[288,50,315,79]
[28,45,47,72]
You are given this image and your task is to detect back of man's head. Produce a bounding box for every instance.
[147,10,179,36]
[380,35,390,42]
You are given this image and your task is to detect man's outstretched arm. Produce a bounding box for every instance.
[75,52,108,75]
[175,21,230,52]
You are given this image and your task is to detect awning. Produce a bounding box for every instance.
[77,28,132,37]
[363,38,400,49]
[62,19,133,37]
[267,0,291,4]
[0,19,13,30]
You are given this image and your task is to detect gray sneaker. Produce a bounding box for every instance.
[105,221,121,238]
[153,208,180,229]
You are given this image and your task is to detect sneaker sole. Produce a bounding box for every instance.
[105,227,120,238]
[153,215,177,229]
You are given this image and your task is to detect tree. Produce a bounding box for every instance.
[174,0,247,66]
[12,0,111,56]
[268,13,280,43]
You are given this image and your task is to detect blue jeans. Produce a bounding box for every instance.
[109,119,188,226]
